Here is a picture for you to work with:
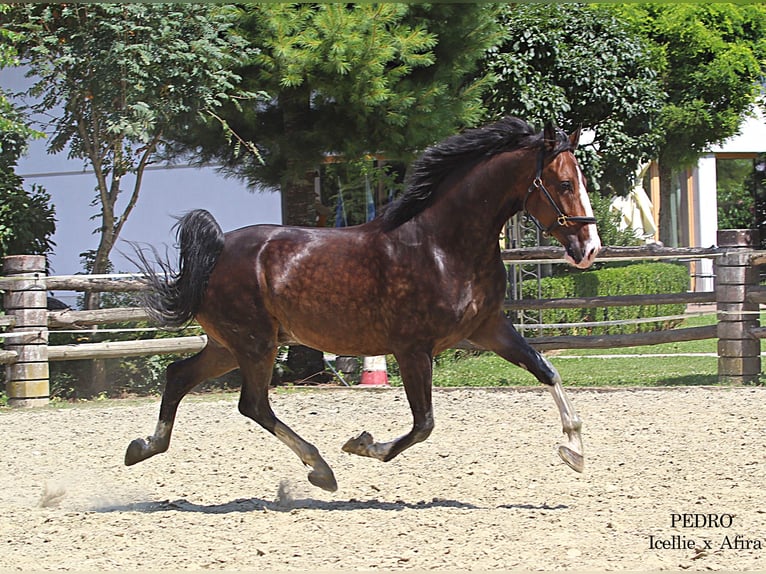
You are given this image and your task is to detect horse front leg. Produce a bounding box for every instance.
[343,350,434,462]
[125,338,238,466]
[469,315,584,472]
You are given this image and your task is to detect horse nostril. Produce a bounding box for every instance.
[566,245,583,263]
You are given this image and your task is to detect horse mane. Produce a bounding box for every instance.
[382,116,569,230]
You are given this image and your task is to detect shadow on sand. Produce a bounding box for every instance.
[95,496,476,514]
[95,496,568,514]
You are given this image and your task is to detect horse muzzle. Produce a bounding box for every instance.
[563,229,601,270]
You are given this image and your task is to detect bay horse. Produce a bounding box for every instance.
[125,117,601,493]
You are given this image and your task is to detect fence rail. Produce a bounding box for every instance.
[48,335,207,361]
[1,232,763,406]
[47,307,150,329]
[503,291,715,311]
[500,243,722,263]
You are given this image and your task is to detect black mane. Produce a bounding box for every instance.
[383,116,556,230]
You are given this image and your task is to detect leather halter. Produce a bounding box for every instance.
[523,147,598,236]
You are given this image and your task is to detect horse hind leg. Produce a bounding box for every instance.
[237,351,338,493]
[469,316,584,472]
[125,338,237,466]
[343,350,434,462]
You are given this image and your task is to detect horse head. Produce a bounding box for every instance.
[522,122,601,269]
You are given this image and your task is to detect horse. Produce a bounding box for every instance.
[125,117,601,493]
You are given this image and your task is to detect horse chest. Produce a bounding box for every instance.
[415,270,500,332]
[445,281,495,325]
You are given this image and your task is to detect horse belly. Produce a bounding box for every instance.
[278,307,394,357]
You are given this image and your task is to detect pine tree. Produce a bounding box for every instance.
[169,3,502,225]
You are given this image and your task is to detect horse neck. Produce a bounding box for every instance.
[417,148,537,252]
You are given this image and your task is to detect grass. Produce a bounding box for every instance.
[388,313,762,388]
[554,313,720,356]
[422,352,720,387]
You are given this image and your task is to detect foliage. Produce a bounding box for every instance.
[484,3,665,195]
[611,4,766,170]
[753,155,766,246]
[321,158,405,227]
[167,3,503,225]
[0,5,41,139]
[611,3,766,242]
[47,275,243,400]
[0,5,53,261]
[0,131,55,260]
[49,331,240,400]
[520,262,690,336]
[717,158,755,230]
[6,4,253,283]
[588,191,641,249]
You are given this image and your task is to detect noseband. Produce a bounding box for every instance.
[523,148,597,236]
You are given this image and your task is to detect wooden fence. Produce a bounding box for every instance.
[1,229,763,406]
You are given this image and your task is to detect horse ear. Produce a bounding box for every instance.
[543,121,557,151]
[569,125,582,150]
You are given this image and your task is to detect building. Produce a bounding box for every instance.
[667,107,766,291]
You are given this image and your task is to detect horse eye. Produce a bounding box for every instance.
[560,181,573,194]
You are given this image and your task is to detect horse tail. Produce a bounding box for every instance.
[132,209,225,329]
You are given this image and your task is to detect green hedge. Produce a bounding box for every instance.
[520,262,690,336]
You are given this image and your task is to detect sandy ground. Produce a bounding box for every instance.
[1,385,765,571]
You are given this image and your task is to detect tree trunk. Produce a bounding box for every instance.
[283,344,331,384]
[278,88,328,382]
[281,172,317,227]
[279,85,317,227]
[81,177,118,398]
[658,161,675,247]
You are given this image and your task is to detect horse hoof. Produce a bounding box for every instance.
[125,438,149,466]
[308,469,338,492]
[558,445,584,473]
[342,431,373,455]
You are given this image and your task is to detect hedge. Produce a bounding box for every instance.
[519,262,690,336]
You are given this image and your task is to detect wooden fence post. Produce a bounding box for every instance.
[3,255,49,407]
[715,230,760,384]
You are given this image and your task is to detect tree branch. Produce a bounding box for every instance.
[113,133,162,242]
[206,109,264,165]
[76,113,109,216]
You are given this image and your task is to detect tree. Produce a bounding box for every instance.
[6,3,255,397]
[0,4,54,262]
[7,3,253,300]
[484,3,665,196]
[0,132,55,261]
[608,3,766,243]
[169,3,503,226]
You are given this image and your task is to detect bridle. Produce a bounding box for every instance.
[523,146,598,236]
